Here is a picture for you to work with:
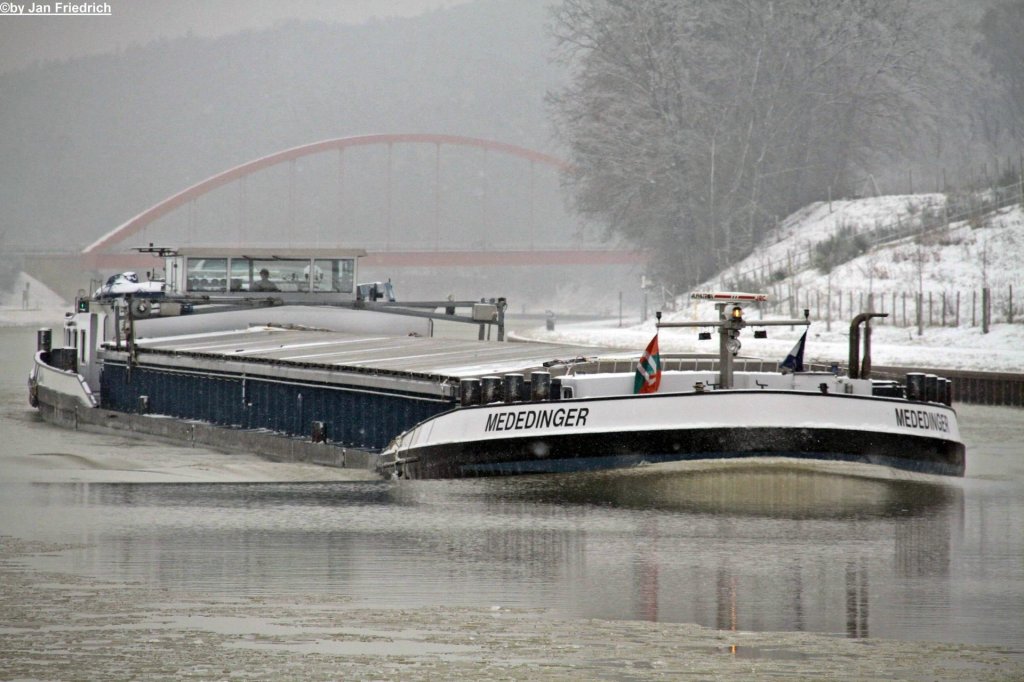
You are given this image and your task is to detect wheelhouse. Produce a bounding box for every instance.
[163,248,366,301]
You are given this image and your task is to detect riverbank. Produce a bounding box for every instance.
[517,316,1024,374]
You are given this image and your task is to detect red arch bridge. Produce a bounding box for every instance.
[81,133,647,273]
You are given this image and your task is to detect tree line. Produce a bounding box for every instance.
[550,0,1024,290]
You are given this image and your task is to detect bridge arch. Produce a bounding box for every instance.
[82,133,571,257]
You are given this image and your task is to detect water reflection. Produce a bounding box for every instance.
[846,559,870,637]
[9,463,981,645]
[481,462,961,519]
[477,464,965,638]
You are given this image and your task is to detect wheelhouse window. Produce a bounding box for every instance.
[186,258,227,293]
[183,255,357,294]
[232,258,311,293]
[313,258,355,293]
[229,258,251,292]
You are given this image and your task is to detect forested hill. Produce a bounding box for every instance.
[0,0,563,250]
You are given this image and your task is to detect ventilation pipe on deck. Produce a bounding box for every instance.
[848,312,888,379]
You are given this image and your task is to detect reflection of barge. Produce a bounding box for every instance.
[28,251,964,479]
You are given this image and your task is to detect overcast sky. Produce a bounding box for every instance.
[0,0,472,74]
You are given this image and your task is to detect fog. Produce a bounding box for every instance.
[0,0,473,74]
[0,0,1021,311]
[0,0,624,308]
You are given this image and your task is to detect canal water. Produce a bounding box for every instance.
[1,326,1022,679]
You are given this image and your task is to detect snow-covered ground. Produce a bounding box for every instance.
[0,273,69,327]
[525,196,1024,373]
[521,316,1024,373]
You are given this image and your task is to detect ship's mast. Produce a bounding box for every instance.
[658,292,810,388]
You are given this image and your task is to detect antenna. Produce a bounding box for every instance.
[659,291,809,388]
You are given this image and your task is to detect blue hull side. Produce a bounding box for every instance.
[101,360,452,451]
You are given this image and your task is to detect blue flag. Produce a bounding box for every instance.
[779,329,807,373]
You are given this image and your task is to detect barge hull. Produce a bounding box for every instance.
[385,391,965,479]
[393,425,965,479]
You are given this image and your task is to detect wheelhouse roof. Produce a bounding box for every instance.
[171,248,367,259]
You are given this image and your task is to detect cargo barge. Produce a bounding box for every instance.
[27,249,965,479]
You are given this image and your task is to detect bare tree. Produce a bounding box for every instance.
[551,0,954,289]
[977,0,1024,146]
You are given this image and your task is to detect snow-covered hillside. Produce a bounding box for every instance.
[712,193,946,288]
[710,195,1021,305]
[528,195,1024,372]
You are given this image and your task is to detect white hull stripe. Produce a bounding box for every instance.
[393,391,962,453]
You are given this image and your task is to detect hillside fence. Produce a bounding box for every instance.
[756,284,1019,333]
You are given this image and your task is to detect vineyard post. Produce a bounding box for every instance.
[917,292,923,336]
[826,276,832,332]
[1009,284,1014,325]
[983,287,991,334]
